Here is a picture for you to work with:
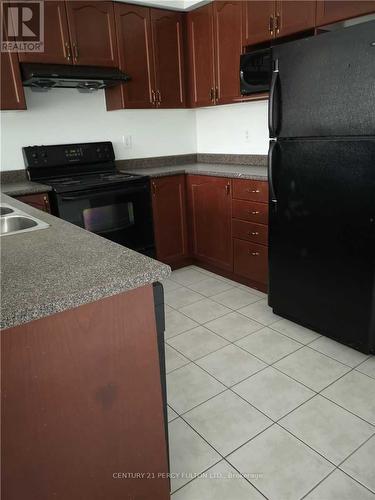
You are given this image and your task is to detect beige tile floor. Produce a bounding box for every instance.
[163,266,375,500]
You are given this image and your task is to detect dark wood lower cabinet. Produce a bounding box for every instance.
[14,193,51,213]
[149,174,269,290]
[232,179,269,291]
[187,175,232,272]
[234,238,268,287]
[151,175,189,268]
[232,199,269,225]
[1,286,170,500]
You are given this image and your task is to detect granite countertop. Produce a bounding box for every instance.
[1,180,52,196]
[0,193,171,330]
[1,170,52,196]
[1,158,268,197]
[119,162,268,180]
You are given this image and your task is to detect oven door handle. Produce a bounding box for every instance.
[59,184,149,201]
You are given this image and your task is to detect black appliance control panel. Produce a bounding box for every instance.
[23,141,115,168]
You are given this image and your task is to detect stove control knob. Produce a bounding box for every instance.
[32,152,38,158]
[41,151,47,158]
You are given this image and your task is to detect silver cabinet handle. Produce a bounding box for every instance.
[249,231,259,236]
[250,252,260,256]
[250,211,260,215]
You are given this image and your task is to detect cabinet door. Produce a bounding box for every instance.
[187,175,232,272]
[15,193,51,213]
[151,9,185,108]
[234,239,268,286]
[151,176,189,266]
[276,1,316,38]
[66,1,118,67]
[242,1,275,46]
[106,3,154,110]
[19,1,71,64]
[186,4,216,107]
[316,1,375,26]
[0,13,26,110]
[0,51,26,110]
[213,1,243,105]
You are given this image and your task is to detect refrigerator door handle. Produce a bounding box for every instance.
[268,141,277,206]
[268,63,280,137]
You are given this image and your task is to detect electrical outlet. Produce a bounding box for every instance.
[122,135,132,149]
[244,129,251,143]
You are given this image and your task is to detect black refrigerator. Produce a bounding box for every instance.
[268,19,375,354]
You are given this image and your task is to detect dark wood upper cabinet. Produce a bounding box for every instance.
[186,4,216,107]
[213,1,243,104]
[0,14,26,110]
[187,175,232,272]
[106,4,186,110]
[66,1,118,67]
[18,1,71,64]
[316,1,375,26]
[243,0,315,45]
[242,1,275,46]
[0,51,26,110]
[151,175,189,267]
[107,3,154,109]
[276,1,316,38]
[151,9,185,108]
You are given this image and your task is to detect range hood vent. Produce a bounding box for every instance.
[21,63,130,92]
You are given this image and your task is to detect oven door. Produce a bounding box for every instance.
[240,48,272,95]
[55,181,155,257]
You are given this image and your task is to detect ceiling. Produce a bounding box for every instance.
[117,0,211,11]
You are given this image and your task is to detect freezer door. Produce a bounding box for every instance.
[268,139,375,352]
[270,20,375,138]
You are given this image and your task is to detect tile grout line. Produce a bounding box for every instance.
[166,291,373,426]
[171,411,273,498]
[175,369,363,474]
[166,267,375,496]
[299,432,375,499]
[166,323,375,429]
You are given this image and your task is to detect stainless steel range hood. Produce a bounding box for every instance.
[21,63,130,92]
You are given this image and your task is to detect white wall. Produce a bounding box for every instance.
[195,101,269,155]
[0,88,197,171]
[0,90,269,171]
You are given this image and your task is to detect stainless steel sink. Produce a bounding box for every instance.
[1,216,38,234]
[0,203,49,236]
[0,207,14,216]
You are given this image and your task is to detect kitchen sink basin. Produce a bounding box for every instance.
[0,204,49,236]
[0,207,14,216]
[1,216,38,234]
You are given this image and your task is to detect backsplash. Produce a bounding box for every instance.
[0,89,268,172]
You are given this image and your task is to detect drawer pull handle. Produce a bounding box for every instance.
[250,231,259,236]
[250,251,260,256]
[250,211,260,215]
[246,189,261,193]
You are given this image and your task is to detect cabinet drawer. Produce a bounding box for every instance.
[234,238,268,285]
[232,219,268,246]
[232,199,268,224]
[232,179,268,203]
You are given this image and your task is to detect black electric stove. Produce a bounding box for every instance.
[43,171,145,193]
[23,142,155,257]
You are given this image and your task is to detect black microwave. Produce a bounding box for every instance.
[240,48,272,95]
